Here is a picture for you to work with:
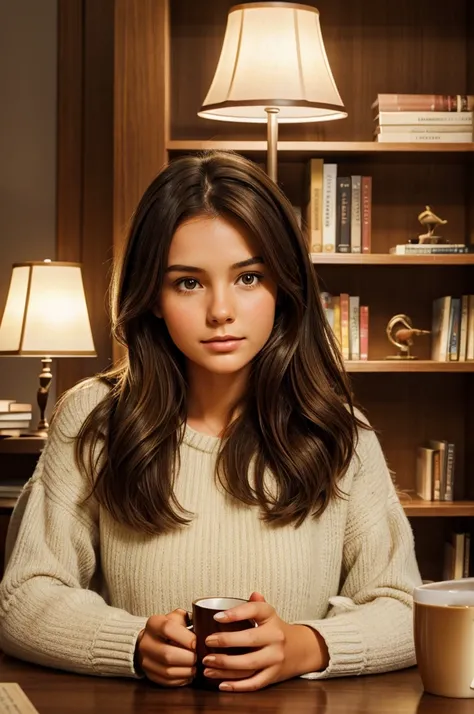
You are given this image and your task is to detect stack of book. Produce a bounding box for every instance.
[0,399,32,436]
[372,94,474,143]
[416,439,455,502]
[304,159,372,254]
[320,292,369,361]
[431,295,474,361]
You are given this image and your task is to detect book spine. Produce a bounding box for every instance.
[359,305,369,360]
[376,132,473,142]
[349,296,360,359]
[322,163,337,253]
[463,533,471,577]
[448,298,461,361]
[416,447,434,501]
[467,295,474,360]
[361,177,372,253]
[306,159,324,252]
[458,295,469,361]
[332,296,341,348]
[373,94,474,112]
[431,296,452,361]
[376,111,474,125]
[350,176,362,253]
[340,293,350,360]
[336,177,351,252]
[444,443,455,502]
[432,450,441,501]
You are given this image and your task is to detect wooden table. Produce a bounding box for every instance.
[1,655,473,713]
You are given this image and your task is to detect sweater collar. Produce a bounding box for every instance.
[182,424,221,454]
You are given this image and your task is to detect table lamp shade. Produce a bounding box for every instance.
[198,2,346,123]
[0,262,96,356]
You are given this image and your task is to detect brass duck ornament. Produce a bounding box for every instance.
[417,206,448,243]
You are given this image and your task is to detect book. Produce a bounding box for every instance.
[372,94,474,112]
[359,305,369,360]
[416,446,436,500]
[0,412,31,422]
[466,295,474,360]
[375,111,473,126]
[350,176,362,253]
[390,244,468,254]
[376,132,473,143]
[349,296,360,360]
[431,296,452,361]
[305,159,324,252]
[444,443,455,502]
[336,177,351,253]
[458,295,469,361]
[428,439,448,501]
[448,298,461,361]
[361,177,372,253]
[0,683,39,713]
[340,293,350,360]
[0,400,32,412]
[322,163,337,253]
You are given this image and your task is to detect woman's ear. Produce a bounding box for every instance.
[152,303,163,319]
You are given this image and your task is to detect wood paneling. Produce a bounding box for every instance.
[56,0,171,385]
[113,0,169,258]
[56,0,115,396]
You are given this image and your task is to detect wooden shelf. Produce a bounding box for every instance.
[0,498,17,510]
[344,361,474,372]
[167,140,474,156]
[311,253,474,265]
[402,497,474,517]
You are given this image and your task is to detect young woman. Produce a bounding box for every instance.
[0,151,422,692]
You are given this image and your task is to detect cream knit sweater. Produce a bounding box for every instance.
[0,379,422,680]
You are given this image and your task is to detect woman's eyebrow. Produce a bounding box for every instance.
[165,256,264,273]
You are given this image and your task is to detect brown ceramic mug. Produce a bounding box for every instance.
[187,596,257,690]
[413,578,474,698]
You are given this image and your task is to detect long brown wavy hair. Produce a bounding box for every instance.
[71,150,367,535]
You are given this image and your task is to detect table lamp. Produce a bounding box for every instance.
[198,2,347,182]
[0,260,96,436]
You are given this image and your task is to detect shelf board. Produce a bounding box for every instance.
[311,253,474,265]
[167,140,474,155]
[344,360,474,372]
[402,497,474,517]
[0,498,17,510]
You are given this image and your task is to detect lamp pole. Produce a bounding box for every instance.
[265,107,280,183]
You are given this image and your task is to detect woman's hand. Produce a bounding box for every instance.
[135,608,197,687]
[202,592,329,692]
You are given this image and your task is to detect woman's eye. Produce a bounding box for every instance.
[239,273,261,287]
[177,278,199,291]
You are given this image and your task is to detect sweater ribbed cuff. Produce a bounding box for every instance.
[92,614,149,678]
[293,617,365,679]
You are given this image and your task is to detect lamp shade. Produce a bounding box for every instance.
[198,2,346,124]
[0,262,96,356]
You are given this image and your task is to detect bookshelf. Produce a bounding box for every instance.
[55,0,474,581]
[165,0,474,581]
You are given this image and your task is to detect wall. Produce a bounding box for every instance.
[0,0,58,428]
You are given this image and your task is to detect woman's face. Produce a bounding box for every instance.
[157,215,278,376]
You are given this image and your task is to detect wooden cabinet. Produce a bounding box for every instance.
[56,0,474,580]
